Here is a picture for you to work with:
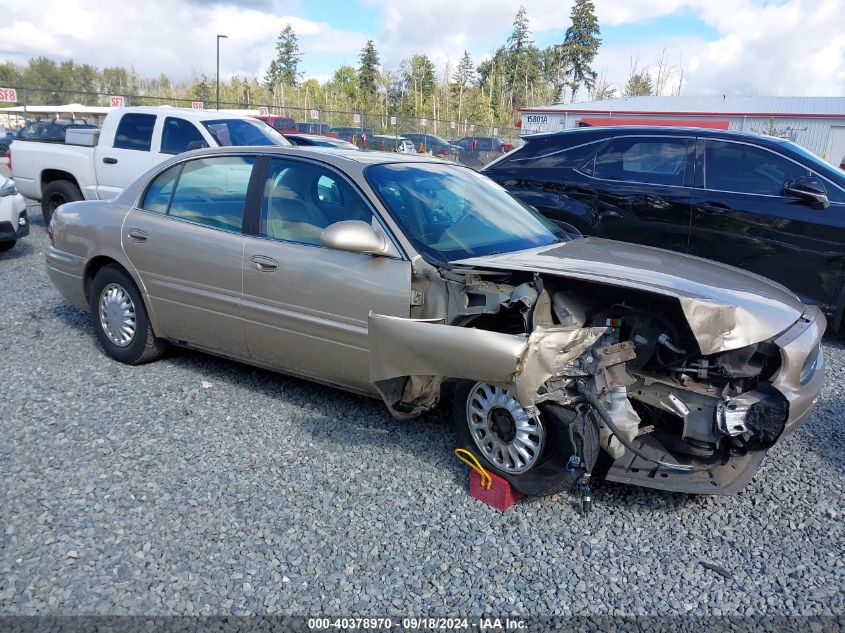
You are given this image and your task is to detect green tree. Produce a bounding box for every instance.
[330,65,358,104]
[265,24,302,88]
[452,50,474,125]
[505,6,542,109]
[400,54,435,117]
[0,62,19,86]
[560,0,601,102]
[623,71,653,97]
[24,57,61,104]
[191,74,213,105]
[357,39,380,109]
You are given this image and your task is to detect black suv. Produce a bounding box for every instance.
[483,126,845,328]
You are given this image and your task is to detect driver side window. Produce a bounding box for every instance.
[259,158,373,246]
[704,140,809,196]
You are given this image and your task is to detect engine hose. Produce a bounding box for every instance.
[575,380,719,473]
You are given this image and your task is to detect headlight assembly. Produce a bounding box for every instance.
[799,341,821,386]
[0,180,18,197]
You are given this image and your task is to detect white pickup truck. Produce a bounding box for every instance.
[11,107,290,222]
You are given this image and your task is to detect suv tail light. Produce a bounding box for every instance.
[4,148,10,171]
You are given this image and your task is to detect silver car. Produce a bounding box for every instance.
[46,146,826,496]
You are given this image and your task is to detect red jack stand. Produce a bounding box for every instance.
[456,448,524,511]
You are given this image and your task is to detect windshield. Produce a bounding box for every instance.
[202,119,291,147]
[365,162,568,263]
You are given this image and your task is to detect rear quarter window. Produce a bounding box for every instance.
[494,137,606,171]
[113,113,156,151]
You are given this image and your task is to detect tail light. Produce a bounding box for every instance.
[4,148,10,171]
[47,220,54,243]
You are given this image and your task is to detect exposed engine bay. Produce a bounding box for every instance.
[369,265,810,495]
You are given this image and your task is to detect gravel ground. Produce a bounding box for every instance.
[1,206,843,618]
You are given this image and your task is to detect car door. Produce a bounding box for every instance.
[241,156,411,393]
[123,154,258,358]
[688,138,845,310]
[567,135,694,251]
[154,116,210,161]
[94,112,157,200]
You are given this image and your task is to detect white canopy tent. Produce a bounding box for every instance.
[0,103,112,115]
[0,103,112,127]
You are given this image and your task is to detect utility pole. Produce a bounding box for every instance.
[216,34,228,110]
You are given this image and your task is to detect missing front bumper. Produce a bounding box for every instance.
[605,433,767,495]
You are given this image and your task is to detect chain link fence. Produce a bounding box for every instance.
[0,86,524,169]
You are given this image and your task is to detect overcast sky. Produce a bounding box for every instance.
[0,0,843,98]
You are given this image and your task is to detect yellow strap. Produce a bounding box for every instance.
[454,448,492,490]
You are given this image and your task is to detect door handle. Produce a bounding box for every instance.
[251,255,278,272]
[127,229,148,243]
[696,202,731,216]
[103,157,118,164]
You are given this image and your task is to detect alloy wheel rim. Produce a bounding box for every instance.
[466,382,544,474]
[99,283,136,347]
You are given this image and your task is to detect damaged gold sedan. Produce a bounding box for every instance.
[46,147,826,496]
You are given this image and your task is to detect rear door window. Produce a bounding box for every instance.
[141,164,182,213]
[167,156,255,233]
[161,117,207,154]
[703,140,810,196]
[113,113,156,151]
[586,137,688,187]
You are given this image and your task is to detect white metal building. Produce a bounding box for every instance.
[519,96,845,166]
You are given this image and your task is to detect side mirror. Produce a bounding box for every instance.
[784,176,829,210]
[186,140,209,151]
[320,220,387,255]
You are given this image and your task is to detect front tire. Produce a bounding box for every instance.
[0,240,15,252]
[453,380,599,496]
[42,180,83,224]
[89,264,167,364]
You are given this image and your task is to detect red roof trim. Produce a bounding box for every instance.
[579,117,730,130]
[519,107,845,119]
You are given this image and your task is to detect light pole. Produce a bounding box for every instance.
[216,34,228,111]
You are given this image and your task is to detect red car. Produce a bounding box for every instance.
[254,116,298,134]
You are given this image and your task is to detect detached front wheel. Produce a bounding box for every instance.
[452,380,599,496]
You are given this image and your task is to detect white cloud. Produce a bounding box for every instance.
[592,0,845,98]
[0,0,843,99]
[0,0,366,83]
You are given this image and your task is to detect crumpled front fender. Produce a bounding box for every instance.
[368,313,605,417]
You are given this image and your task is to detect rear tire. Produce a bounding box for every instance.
[0,240,15,252]
[42,180,83,225]
[452,380,599,496]
[89,264,167,365]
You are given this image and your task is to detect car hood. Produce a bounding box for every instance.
[452,237,805,355]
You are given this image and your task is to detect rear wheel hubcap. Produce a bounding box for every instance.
[99,283,136,347]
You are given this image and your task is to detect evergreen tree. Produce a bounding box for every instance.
[265,24,302,88]
[560,0,601,102]
[623,72,653,97]
[506,6,542,110]
[357,39,380,108]
[452,50,475,124]
[192,74,213,105]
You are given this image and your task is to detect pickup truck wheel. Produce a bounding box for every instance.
[42,180,83,225]
[452,380,598,496]
[89,264,167,365]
